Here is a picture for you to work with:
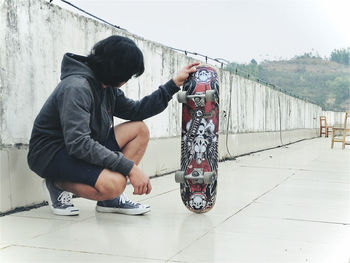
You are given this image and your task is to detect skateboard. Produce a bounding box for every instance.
[175,65,219,213]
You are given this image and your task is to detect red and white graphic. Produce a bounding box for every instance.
[180,66,219,212]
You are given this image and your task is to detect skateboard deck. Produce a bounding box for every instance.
[175,65,219,213]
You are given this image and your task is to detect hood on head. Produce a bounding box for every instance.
[60,53,96,81]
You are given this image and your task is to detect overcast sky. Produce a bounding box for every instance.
[52,0,350,63]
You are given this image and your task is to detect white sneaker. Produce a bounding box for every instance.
[96,193,150,215]
[43,179,79,216]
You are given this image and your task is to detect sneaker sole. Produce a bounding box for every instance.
[52,207,80,216]
[42,180,80,216]
[96,205,150,215]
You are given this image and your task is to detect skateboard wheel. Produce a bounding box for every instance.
[175,171,186,183]
[203,172,216,184]
[177,91,188,104]
[205,90,216,102]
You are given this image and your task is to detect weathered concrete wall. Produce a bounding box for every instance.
[0,0,323,212]
[322,111,347,127]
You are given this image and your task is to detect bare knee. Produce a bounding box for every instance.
[100,178,127,201]
[137,121,150,142]
[95,170,127,200]
[113,121,149,149]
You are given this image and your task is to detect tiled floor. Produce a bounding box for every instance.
[1,138,349,262]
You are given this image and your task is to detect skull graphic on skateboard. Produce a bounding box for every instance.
[175,65,219,213]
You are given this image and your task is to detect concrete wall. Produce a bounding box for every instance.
[0,0,323,212]
[322,111,347,127]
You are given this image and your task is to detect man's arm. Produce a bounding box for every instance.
[114,62,200,120]
[114,79,178,120]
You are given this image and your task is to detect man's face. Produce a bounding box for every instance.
[102,81,126,89]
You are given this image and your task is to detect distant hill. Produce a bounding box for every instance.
[226,54,350,111]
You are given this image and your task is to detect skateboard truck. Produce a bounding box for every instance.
[175,169,216,184]
[177,90,217,104]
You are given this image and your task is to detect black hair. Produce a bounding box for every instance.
[87,35,144,86]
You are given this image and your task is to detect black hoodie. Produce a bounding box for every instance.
[27,53,179,177]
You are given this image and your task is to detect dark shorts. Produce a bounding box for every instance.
[43,129,121,187]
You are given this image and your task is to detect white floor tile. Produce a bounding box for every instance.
[0,216,71,244]
[213,214,350,245]
[172,232,349,263]
[15,216,204,260]
[290,170,349,184]
[258,178,350,208]
[0,245,163,262]
[239,202,350,225]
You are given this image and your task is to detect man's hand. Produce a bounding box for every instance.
[173,62,200,87]
[128,164,152,195]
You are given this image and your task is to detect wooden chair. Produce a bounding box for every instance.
[331,111,350,149]
[320,116,332,137]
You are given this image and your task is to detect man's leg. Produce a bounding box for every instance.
[56,170,127,201]
[113,120,150,165]
[56,121,150,201]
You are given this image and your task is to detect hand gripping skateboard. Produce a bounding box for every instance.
[175,65,219,213]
